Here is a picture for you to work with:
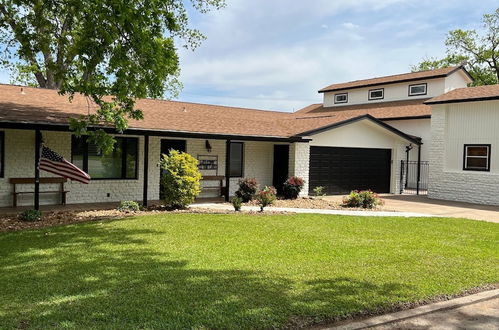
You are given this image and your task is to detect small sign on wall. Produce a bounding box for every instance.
[198,155,218,173]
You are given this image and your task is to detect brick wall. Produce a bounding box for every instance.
[429,104,499,206]
[289,142,310,196]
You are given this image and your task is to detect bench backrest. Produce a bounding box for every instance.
[9,177,67,184]
[201,176,225,181]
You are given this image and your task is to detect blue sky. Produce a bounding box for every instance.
[0,1,497,112]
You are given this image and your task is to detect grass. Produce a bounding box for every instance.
[0,213,497,329]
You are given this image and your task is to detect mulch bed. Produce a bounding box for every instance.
[242,197,386,212]
[0,205,291,233]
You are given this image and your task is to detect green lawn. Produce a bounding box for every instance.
[0,214,497,329]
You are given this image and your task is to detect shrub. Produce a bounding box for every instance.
[282,176,305,199]
[342,190,383,209]
[159,150,202,209]
[231,197,243,212]
[117,200,140,213]
[19,209,42,222]
[235,178,259,202]
[313,186,326,197]
[255,186,277,212]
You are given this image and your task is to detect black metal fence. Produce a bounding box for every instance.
[400,160,429,195]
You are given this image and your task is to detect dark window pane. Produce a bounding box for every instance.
[466,157,488,169]
[126,138,138,178]
[71,136,86,171]
[88,139,123,179]
[410,85,426,95]
[370,89,383,99]
[229,143,243,177]
[467,146,488,157]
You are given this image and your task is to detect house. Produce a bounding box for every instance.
[426,85,499,206]
[0,65,479,208]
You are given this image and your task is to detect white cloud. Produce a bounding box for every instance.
[342,22,359,30]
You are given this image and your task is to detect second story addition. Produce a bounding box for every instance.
[319,65,473,108]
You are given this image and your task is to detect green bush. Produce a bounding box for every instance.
[342,190,383,209]
[255,186,277,212]
[231,197,243,212]
[159,150,202,209]
[18,209,42,222]
[235,178,258,203]
[117,201,140,213]
[282,176,304,199]
[313,186,326,197]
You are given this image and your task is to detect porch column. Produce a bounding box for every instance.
[34,129,41,210]
[225,139,231,202]
[142,134,149,207]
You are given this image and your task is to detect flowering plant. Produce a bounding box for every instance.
[282,176,305,199]
[255,186,277,211]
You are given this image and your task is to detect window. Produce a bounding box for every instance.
[368,88,384,100]
[463,145,490,171]
[409,83,427,96]
[72,136,138,179]
[229,142,244,177]
[0,132,4,178]
[334,93,348,104]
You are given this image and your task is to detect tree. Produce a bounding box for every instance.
[412,8,499,86]
[0,0,224,152]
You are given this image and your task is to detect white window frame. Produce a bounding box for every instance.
[463,144,491,172]
[409,83,427,96]
[334,93,348,104]
[368,88,384,101]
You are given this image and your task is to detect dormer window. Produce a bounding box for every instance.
[368,88,384,101]
[409,83,427,96]
[334,93,348,104]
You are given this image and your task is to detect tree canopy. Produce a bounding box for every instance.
[412,8,499,86]
[0,0,225,152]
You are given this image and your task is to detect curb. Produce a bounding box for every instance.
[324,289,499,330]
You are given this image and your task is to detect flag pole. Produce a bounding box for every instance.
[34,129,41,210]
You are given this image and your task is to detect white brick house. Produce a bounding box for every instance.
[3,64,495,208]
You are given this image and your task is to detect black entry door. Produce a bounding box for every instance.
[273,145,289,195]
[309,146,391,195]
[160,139,186,198]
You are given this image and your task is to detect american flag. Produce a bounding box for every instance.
[39,145,91,184]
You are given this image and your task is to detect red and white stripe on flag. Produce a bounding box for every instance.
[38,145,91,184]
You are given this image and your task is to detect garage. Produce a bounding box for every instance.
[309,146,392,195]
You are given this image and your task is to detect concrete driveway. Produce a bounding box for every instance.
[325,195,499,223]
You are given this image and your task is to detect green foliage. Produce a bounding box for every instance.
[412,8,499,86]
[235,178,259,203]
[342,190,383,209]
[282,176,304,200]
[0,0,225,153]
[230,197,243,212]
[255,186,277,212]
[18,209,42,222]
[117,201,140,213]
[312,186,326,197]
[159,150,201,209]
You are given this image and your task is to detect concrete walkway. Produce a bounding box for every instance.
[326,289,499,330]
[190,203,432,218]
[325,195,499,223]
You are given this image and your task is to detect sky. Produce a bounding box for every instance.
[0,0,498,112]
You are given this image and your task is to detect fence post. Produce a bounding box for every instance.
[399,160,404,194]
[416,144,421,195]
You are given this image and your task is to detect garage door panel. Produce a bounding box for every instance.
[309,146,391,195]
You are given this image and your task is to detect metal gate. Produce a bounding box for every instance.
[399,160,429,195]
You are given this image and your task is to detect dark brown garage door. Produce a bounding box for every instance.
[309,146,391,195]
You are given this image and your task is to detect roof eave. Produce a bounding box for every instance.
[425,95,499,105]
[293,114,422,145]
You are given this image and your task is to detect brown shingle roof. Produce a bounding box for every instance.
[425,84,499,104]
[0,84,429,139]
[318,66,467,93]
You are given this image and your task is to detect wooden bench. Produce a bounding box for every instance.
[201,176,227,198]
[10,177,69,207]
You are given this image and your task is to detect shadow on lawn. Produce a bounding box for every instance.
[0,221,413,329]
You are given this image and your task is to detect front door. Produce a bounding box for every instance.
[273,145,289,195]
[160,139,187,198]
